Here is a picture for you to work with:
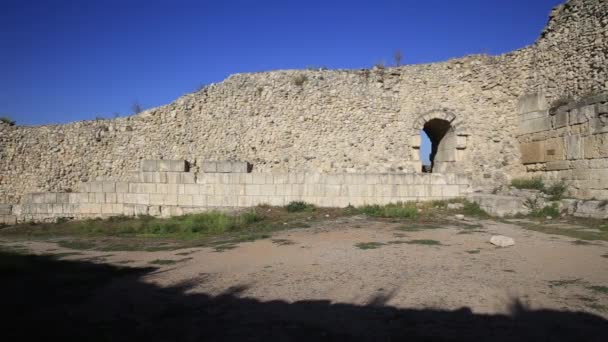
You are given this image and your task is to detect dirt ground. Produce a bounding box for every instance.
[2,215,608,341]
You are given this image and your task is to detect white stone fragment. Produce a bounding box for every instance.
[490,235,515,247]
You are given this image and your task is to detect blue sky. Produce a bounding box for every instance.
[1,0,562,135]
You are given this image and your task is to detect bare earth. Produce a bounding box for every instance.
[2,216,608,341]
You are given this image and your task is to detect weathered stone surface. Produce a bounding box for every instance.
[490,235,515,247]
[468,194,530,217]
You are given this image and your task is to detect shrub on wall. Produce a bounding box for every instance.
[0,116,15,126]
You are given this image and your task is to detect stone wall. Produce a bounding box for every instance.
[0,0,606,204]
[518,92,608,199]
[0,160,471,223]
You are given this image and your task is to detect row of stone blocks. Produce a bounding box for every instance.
[113,172,469,187]
[140,160,250,174]
[0,204,16,225]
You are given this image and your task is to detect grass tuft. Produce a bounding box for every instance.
[358,202,418,219]
[511,177,544,190]
[406,239,442,246]
[285,201,315,213]
[355,242,385,250]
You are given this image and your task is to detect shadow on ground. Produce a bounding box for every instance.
[2,251,606,341]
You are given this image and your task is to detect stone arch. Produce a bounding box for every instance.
[409,110,469,173]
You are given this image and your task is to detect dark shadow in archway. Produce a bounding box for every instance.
[422,118,452,173]
[2,250,607,341]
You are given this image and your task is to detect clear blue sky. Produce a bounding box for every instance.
[1,0,563,128]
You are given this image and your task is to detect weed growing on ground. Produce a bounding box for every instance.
[285,201,315,213]
[587,285,608,295]
[511,177,544,190]
[466,249,481,254]
[461,201,489,218]
[406,239,442,246]
[358,202,418,219]
[548,278,582,287]
[355,242,385,250]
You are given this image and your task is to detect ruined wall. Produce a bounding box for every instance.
[1,0,606,204]
[0,160,471,224]
[518,92,608,199]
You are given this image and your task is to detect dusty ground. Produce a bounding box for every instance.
[2,215,608,341]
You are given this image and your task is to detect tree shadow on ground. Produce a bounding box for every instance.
[1,251,607,341]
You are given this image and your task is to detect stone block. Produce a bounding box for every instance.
[231,162,249,173]
[178,194,193,206]
[149,194,164,205]
[565,135,583,160]
[192,195,207,206]
[141,160,158,172]
[0,215,17,225]
[553,110,569,128]
[167,172,181,184]
[468,194,530,217]
[517,92,547,114]
[162,194,178,206]
[199,184,214,195]
[0,204,12,215]
[410,134,421,148]
[180,173,195,184]
[89,182,103,193]
[201,162,217,173]
[325,185,342,197]
[518,116,551,135]
[116,182,129,193]
[216,161,232,173]
[519,141,545,164]
[545,161,571,171]
[573,200,608,219]
[259,184,276,196]
[597,133,608,157]
[148,205,161,216]
[69,193,88,204]
[157,160,171,172]
[102,181,116,193]
[544,137,565,162]
[183,184,199,195]
[105,193,117,203]
[170,160,187,172]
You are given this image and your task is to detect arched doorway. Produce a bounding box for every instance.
[422,118,456,173]
[411,110,468,174]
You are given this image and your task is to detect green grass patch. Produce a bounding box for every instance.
[355,242,385,250]
[387,240,408,245]
[285,201,315,213]
[461,201,489,218]
[397,224,443,232]
[530,203,560,218]
[358,202,418,219]
[516,221,608,242]
[511,177,544,190]
[588,285,608,295]
[406,239,442,246]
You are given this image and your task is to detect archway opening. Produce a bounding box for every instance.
[421,118,454,173]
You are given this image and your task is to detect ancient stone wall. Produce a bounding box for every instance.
[518,92,608,199]
[0,0,606,204]
[0,160,471,223]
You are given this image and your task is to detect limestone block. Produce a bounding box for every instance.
[178,194,193,206]
[148,205,161,216]
[216,161,232,173]
[565,135,583,160]
[141,160,158,172]
[162,194,178,206]
[231,162,249,173]
[259,184,276,196]
[251,173,266,185]
[141,172,166,183]
[183,184,199,195]
[0,204,12,215]
[573,200,608,219]
[273,173,288,184]
[149,194,164,206]
[518,116,551,135]
[199,184,214,195]
[517,92,547,114]
[116,182,129,193]
[157,160,171,172]
[267,196,285,207]
[583,136,598,159]
[290,184,304,197]
[93,193,105,204]
[167,172,181,184]
[364,174,380,185]
[0,215,17,225]
[443,185,460,197]
[192,195,207,206]
[155,184,168,194]
[456,135,467,149]
[468,194,530,217]
[544,137,565,161]
[325,185,342,197]
[545,161,571,171]
[375,185,396,197]
[105,193,117,203]
[180,173,195,184]
[520,110,548,122]
[102,181,115,193]
[76,182,90,192]
[288,173,305,184]
[597,133,608,157]
[553,110,569,128]
[589,117,608,134]
[521,142,545,165]
[410,134,421,148]
[201,162,217,173]
[170,160,187,172]
[69,193,88,204]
